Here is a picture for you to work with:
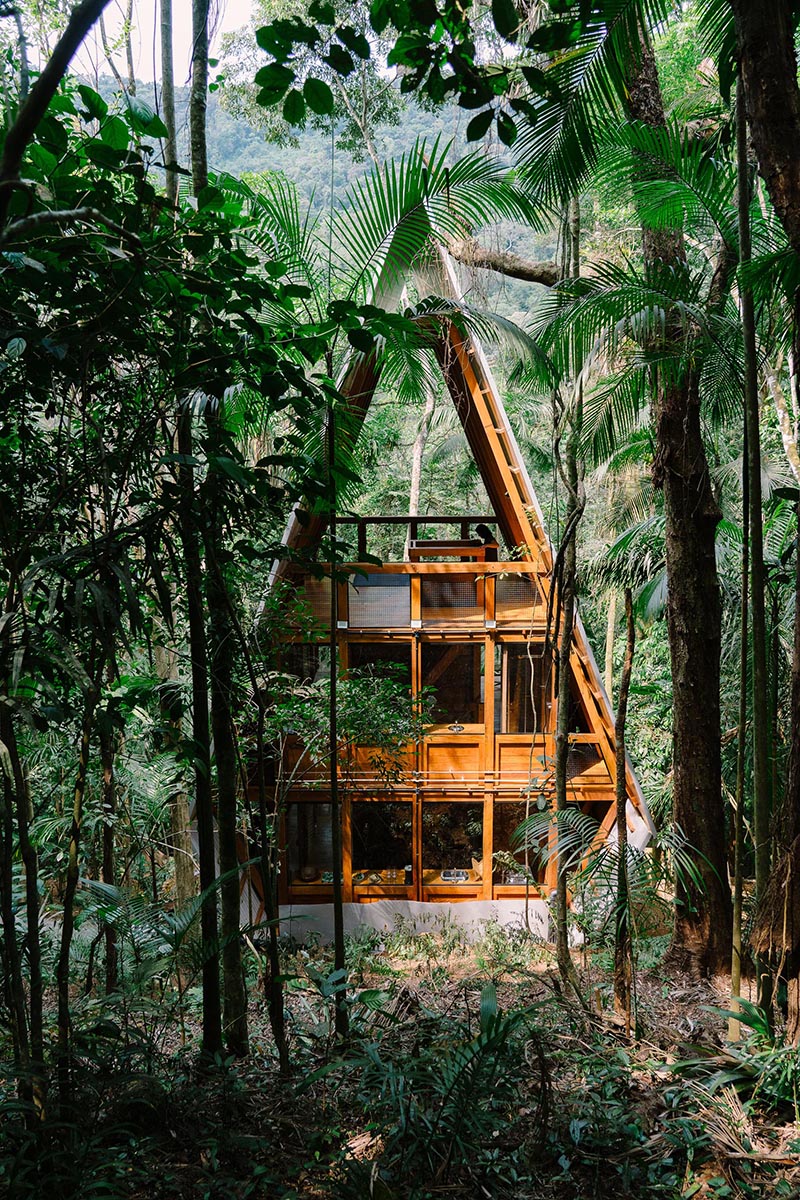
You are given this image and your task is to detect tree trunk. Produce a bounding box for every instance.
[625,24,730,976]
[153,643,196,912]
[737,78,772,1007]
[553,402,584,1000]
[99,715,118,993]
[327,401,348,1038]
[14,9,30,103]
[205,491,249,1057]
[190,0,210,196]
[404,386,436,559]
[604,589,617,700]
[658,371,730,974]
[552,197,584,1000]
[731,1,800,259]
[176,414,222,1057]
[257,711,289,1074]
[786,495,800,1040]
[56,672,100,1108]
[730,415,749,1040]
[613,588,635,1034]
[0,709,43,1074]
[0,755,29,1072]
[160,0,179,207]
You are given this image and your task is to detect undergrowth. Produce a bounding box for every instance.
[1,925,798,1199]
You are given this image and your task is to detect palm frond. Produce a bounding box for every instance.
[595,119,737,248]
[333,138,546,302]
[514,0,673,202]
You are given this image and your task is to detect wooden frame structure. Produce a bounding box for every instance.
[263,256,654,914]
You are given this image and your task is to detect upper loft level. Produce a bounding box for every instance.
[284,513,550,637]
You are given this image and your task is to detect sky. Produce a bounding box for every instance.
[75,0,254,86]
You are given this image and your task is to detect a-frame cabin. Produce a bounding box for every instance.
[264,254,653,920]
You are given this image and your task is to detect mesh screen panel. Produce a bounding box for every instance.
[566,743,603,780]
[421,576,481,620]
[298,578,331,628]
[349,575,410,627]
[496,576,540,621]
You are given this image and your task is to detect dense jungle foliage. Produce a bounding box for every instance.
[4,0,800,1196]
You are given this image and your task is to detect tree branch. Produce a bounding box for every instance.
[0,0,114,228]
[447,235,558,286]
[0,207,142,248]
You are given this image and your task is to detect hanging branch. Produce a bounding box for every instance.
[0,0,114,227]
[613,588,635,1036]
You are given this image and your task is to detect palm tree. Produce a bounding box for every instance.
[511,2,741,973]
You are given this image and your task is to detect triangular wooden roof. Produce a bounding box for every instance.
[275,250,654,847]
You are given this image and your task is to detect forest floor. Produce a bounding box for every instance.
[3,927,800,1199]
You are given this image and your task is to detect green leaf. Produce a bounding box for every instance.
[466,108,494,141]
[347,327,375,353]
[6,337,25,359]
[325,44,355,76]
[491,0,518,41]
[254,62,295,106]
[370,0,390,34]
[100,115,130,151]
[77,85,108,121]
[303,77,335,115]
[86,139,127,168]
[197,184,225,210]
[125,95,169,136]
[338,25,371,58]
[283,88,307,125]
[496,110,517,146]
[308,0,335,23]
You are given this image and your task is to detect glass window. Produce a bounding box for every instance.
[422,802,483,873]
[351,802,413,873]
[422,643,483,725]
[286,803,333,883]
[502,644,551,733]
[565,671,591,733]
[493,801,543,882]
[280,643,331,684]
[347,642,412,687]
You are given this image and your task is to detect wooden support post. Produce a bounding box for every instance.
[342,794,353,902]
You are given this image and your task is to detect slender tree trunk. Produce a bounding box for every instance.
[0,710,43,1074]
[123,0,135,94]
[737,79,772,1007]
[553,197,584,1000]
[785,495,800,1041]
[160,0,179,207]
[99,715,118,993]
[14,9,30,102]
[154,643,196,911]
[404,387,436,559]
[625,25,730,976]
[98,12,125,91]
[730,417,749,1040]
[176,415,222,1056]
[190,0,210,196]
[604,589,617,700]
[258,714,289,1074]
[0,761,29,1071]
[327,400,348,1038]
[613,588,635,1035]
[56,670,100,1108]
[205,492,249,1056]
